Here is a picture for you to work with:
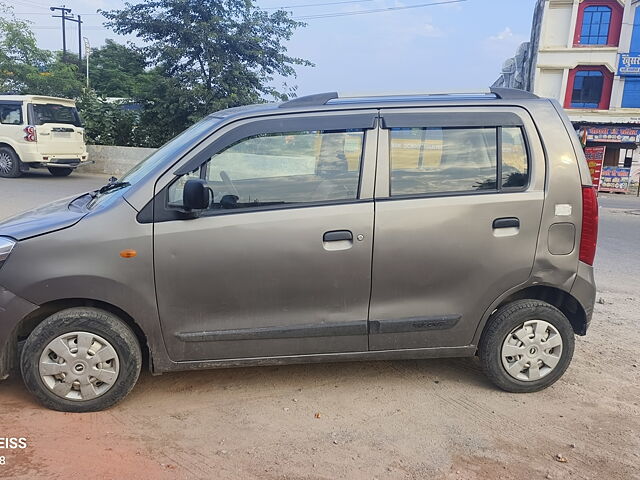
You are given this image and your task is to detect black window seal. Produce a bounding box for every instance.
[497,126,503,192]
[377,189,499,202]
[138,193,373,224]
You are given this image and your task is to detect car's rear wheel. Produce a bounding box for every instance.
[0,147,22,178]
[48,167,73,177]
[479,299,575,393]
[21,307,142,412]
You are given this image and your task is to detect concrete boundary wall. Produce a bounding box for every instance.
[83,145,157,176]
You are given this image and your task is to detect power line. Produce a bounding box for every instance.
[30,25,106,30]
[294,0,466,19]
[9,0,50,9]
[264,0,376,10]
[22,0,467,29]
[13,12,101,15]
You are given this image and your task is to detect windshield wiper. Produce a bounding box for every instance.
[96,176,130,195]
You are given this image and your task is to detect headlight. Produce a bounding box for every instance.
[0,237,16,268]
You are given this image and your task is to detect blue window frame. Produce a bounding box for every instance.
[622,78,640,108]
[580,6,612,45]
[571,70,604,108]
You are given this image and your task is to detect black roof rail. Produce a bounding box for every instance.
[490,87,539,100]
[279,92,338,108]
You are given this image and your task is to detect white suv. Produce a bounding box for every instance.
[0,95,88,178]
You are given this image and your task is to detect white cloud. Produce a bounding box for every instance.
[489,27,515,42]
[482,26,528,69]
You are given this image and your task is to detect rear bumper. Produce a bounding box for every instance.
[571,261,596,334]
[20,150,88,166]
[0,286,38,380]
[43,159,84,168]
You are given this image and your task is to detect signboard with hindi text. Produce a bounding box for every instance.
[618,53,640,76]
[584,146,605,188]
[599,167,631,192]
[585,126,640,143]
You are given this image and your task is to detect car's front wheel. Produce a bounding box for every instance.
[21,307,142,412]
[479,299,575,393]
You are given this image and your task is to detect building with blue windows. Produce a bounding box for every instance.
[496,0,640,188]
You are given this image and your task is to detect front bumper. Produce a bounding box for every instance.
[0,286,38,380]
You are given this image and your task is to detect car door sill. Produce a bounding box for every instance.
[162,346,477,373]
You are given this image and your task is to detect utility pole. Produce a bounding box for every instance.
[65,14,83,68]
[50,6,72,62]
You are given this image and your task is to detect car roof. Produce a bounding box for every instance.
[0,95,76,106]
[207,87,544,123]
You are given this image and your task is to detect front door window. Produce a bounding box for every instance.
[168,129,365,210]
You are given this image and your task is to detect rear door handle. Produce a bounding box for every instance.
[493,217,520,229]
[323,230,353,242]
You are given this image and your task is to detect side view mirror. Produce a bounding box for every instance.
[183,179,211,211]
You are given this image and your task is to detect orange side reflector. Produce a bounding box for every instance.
[120,249,137,259]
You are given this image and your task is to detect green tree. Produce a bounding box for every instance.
[0,4,84,97]
[101,0,312,117]
[76,90,140,146]
[89,40,151,98]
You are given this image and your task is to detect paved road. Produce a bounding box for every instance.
[0,179,638,479]
[596,193,640,292]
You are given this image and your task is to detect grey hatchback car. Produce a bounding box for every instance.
[0,88,598,412]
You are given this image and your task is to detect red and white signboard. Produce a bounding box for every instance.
[584,146,605,188]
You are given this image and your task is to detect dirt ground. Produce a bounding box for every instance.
[0,179,639,479]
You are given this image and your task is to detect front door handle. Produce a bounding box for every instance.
[323,230,353,242]
[493,217,520,229]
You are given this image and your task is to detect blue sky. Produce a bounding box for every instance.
[11,0,537,95]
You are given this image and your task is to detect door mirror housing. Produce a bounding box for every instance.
[183,179,211,211]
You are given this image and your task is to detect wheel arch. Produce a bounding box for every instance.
[14,298,151,370]
[477,285,588,345]
[0,141,19,156]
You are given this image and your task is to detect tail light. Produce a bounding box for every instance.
[579,186,599,265]
[23,125,37,142]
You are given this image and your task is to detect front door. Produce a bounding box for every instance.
[154,113,377,362]
[369,107,546,350]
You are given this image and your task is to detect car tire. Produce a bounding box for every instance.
[479,299,575,393]
[0,146,22,178]
[20,307,142,412]
[48,167,73,177]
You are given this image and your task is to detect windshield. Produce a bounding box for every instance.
[30,103,82,127]
[119,115,222,186]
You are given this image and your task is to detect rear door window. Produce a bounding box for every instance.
[0,104,23,125]
[389,124,529,196]
[30,104,81,126]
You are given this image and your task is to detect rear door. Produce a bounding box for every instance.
[29,103,84,155]
[369,107,546,351]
